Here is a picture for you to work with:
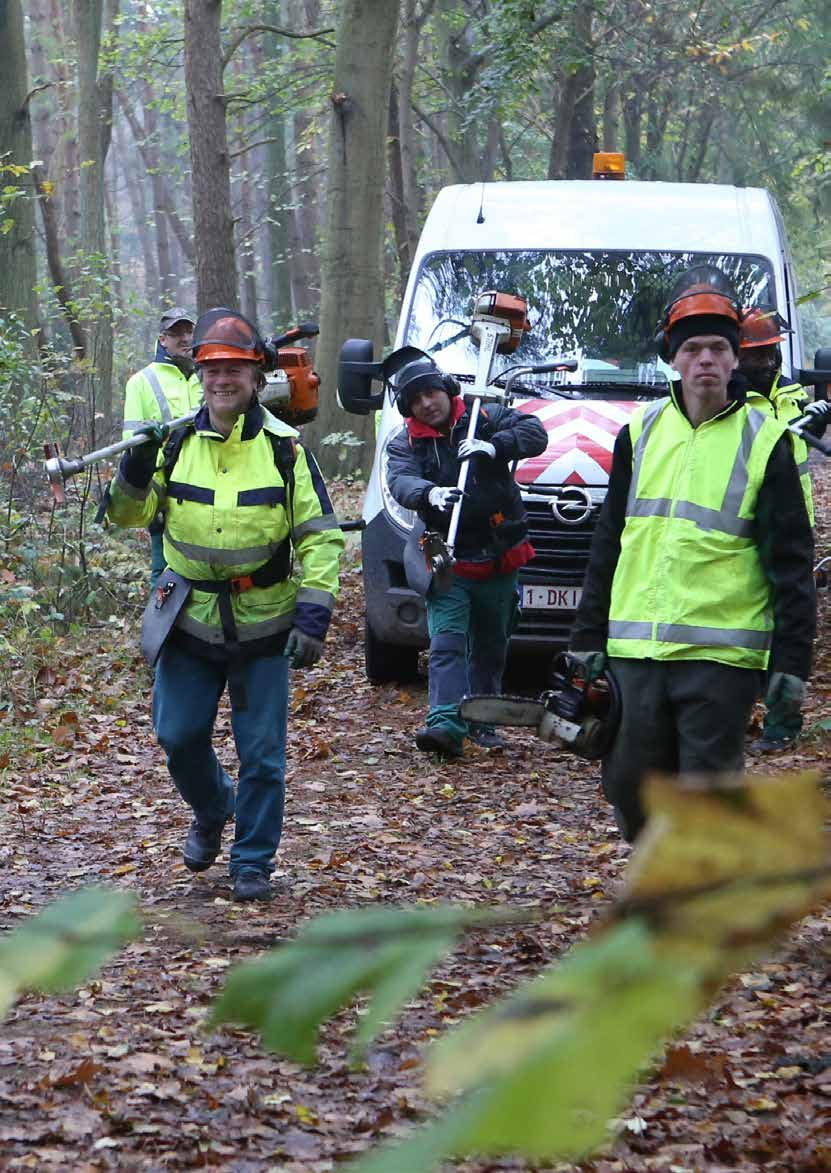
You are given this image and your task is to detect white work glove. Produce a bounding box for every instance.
[427,485,463,512]
[458,438,496,461]
[800,400,831,437]
[284,628,324,669]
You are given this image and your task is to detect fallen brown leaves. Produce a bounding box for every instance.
[0,471,828,1170]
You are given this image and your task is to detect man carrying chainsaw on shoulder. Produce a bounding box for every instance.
[738,307,826,751]
[106,308,344,903]
[121,307,202,588]
[569,269,815,841]
[386,353,547,758]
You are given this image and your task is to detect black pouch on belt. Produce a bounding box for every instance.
[140,569,193,666]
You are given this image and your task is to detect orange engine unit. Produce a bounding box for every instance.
[474,290,532,354]
[271,347,320,425]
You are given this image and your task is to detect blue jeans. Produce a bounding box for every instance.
[425,571,518,741]
[153,642,288,876]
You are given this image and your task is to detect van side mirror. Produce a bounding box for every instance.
[813,347,831,402]
[793,348,831,398]
[337,339,386,415]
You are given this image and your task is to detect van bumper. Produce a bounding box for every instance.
[362,513,428,646]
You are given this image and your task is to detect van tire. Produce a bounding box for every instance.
[364,623,420,684]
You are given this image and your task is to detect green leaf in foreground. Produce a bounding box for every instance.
[211,903,509,1064]
[0,886,142,1019]
[348,772,831,1172]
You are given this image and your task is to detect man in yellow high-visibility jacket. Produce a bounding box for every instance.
[570,273,815,841]
[122,308,202,587]
[107,309,344,902]
[738,307,827,752]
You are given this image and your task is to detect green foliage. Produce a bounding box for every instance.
[211,903,514,1064]
[0,887,141,1019]
[211,772,830,1172]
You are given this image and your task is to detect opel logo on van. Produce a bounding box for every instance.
[550,486,594,526]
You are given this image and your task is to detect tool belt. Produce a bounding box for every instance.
[143,539,292,709]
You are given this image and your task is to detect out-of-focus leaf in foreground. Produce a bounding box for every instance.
[0,886,142,1019]
[211,902,513,1064]
[350,772,830,1172]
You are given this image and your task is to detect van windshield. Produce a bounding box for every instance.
[403,250,775,394]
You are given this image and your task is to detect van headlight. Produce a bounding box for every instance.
[380,432,416,532]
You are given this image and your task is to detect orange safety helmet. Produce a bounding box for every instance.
[658,266,742,358]
[739,307,789,349]
[191,308,265,364]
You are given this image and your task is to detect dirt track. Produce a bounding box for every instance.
[0,468,829,1171]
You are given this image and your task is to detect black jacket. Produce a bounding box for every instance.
[571,391,815,679]
[386,402,548,561]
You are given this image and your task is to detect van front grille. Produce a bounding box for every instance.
[520,498,596,586]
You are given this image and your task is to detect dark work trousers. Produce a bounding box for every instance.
[602,658,763,841]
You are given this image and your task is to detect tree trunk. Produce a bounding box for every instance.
[602,80,620,152]
[116,90,196,270]
[280,0,321,319]
[114,112,159,303]
[310,0,399,472]
[435,0,478,183]
[50,0,82,251]
[387,83,410,303]
[184,0,238,310]
[397,0,425,265]
[623,86,642,170]
[142,86,176,301]
[0,0,39,337]
[73,0,118,442]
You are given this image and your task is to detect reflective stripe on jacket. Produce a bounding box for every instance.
[606,392,787,670]
[746,372,813,524]
[122,361,202,452]
[108,403,344,644]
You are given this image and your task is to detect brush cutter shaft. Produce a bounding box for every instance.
[445,321,506,551]
[45,376,292,486]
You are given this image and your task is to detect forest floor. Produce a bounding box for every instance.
[0,467,829,1172]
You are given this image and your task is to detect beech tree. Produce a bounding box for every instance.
[310,0,400,467]
[0,0,38,337]
[184,0,238,310]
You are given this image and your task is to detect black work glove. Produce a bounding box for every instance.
[120,421,169,489]
[284,627,324,669]
[764,672,806,738]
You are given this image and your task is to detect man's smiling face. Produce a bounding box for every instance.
[200,359,259,433]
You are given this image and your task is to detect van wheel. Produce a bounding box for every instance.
[364,623,420,684]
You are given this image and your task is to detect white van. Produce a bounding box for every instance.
[340,177,807,683]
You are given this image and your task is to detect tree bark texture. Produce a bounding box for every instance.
[184,0,238,310]
[310,0,399,471]
[0,0,39,335]
[73,0,118,440]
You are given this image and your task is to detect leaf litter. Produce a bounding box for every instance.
[0,471,829,1170]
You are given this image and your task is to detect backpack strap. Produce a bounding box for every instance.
[161,422,195,482]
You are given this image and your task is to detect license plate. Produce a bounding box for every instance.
[521,585,582,610]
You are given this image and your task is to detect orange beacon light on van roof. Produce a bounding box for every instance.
[592,152,625,180]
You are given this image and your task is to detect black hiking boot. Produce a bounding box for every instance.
[467,723,508,749]
[415,727,464,758]
[183,820,224,872]
[232,869,274,903]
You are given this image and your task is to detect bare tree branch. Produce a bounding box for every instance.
[222,22,335,70]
